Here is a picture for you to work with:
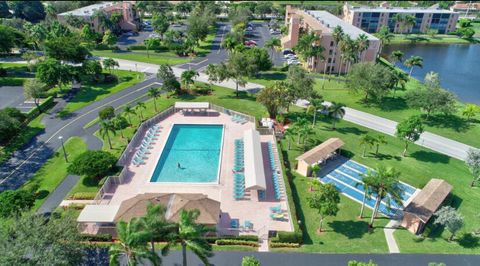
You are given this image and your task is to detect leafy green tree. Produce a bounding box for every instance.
[346,62,396,102]
[98,106,115,121]
[434,206,464,241]
[396,115,424,157]
[186,7,215,53]
[254,2,272,19]
[181,70,199,91]
[110,218,161,266]
[404,55,423,77]
[0,25,18,54]
[356,175,374,219]
[264,37,281,59]
[328,102,346,130]
[80,59,103,82]
[424,71,440,89]
[462,104,480,122]
[242,256,261,266]
[286,65,315,109]
[112,115,129,139]
[348,260,378,266]
[0,1,10,18]
[256,81,290,119]
[374,26,394,55]
[0,211,84,265]
[362,166,403,226]
[144,38,160,58]
[124,105,136,126]
[21,50,39,72]
[1,107,26,123]
[10,0,45,23]
[81,24,96,43]
[136,102,146,121]
[147,87,161,112]
[229,5,251,26]
[405,86,457,117]
[68,150,117,178]
[307,182,340,232]
[23,79,47,110]
[157,64,181,94]
[359,134,375,157]
[102,30,118,48]
[465,148,480,187]
[0,189,35,218]
[44,36,90,63]
[103,58,119,74]
[152,12,171,39]
[162,209,213,266]
[0,111,21,144]
[245,47,272,71]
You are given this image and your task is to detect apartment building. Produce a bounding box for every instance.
[343,3,459,34]
[281,6,380,74]
[450,2,480,19]
[57,2,140,33]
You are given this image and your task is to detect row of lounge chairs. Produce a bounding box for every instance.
[233,139,245,199]
[231,114,248,124]
[229,219,254,230]
[132,125,161,166]
[268,142,283,200]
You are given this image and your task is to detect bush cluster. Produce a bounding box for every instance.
[269,242,300,248]
[205,235,258,244]
[271,231,303,244]
[215,239,259,247]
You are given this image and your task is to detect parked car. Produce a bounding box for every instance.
[244,40,257,46]
[247,26,253,31]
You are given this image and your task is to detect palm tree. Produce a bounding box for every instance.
[293,118,309,144]
[136,102,146,121]
[404,55,423,77]
[462,104,480,122]
[404,15,416,34]
[139,203,175,255]
[124,105,136,126]
[356,174,374,219]
[373,135,388,156]
[362,166,403,227]
[328,102,346,130]
[330,26,344,75]
[390,50,404,64]
[359,134,374,157]
[356,33,369,62]
[148,88,161,112]
[375,26,394,56]
[181,70,199,91]
[307,97,324,127]
[295,33,324,71]
[337,35,351,76]
[100,120,116,149]
[265,37,281,59]
[393,13,406,33]
[221,34,238,53]
[162,209,213,266]
[109,219,161,266]
[392,70,408,97]
[284,126,297,150]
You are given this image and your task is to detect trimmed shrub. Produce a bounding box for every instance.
[0,189,35,218]
[68,192,97,200]
[205,235,258,244]
[215,239,259,247]
[26,96,55,120]
[68,150,117,179]
[269,242,300,248]
[276,231,303,244]
[80,234,113,242]
[127,45,147,50]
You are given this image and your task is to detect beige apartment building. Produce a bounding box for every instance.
[343,3,459,34]
[282,6,380,74]
[57,2,140,33]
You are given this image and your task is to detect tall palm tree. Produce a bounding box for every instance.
[390,50,404,64]
[392,70,408,97]
[375,26,394,56]
[139,203,175,255]
[362,166,403,227]
[100,120,116,149]
[337,35,350,76]
[148,88,161,112]
[356,174,374,219]
[307,96,324,127]
[284,126,297,150]
[293,118,309,144]
[110,219,161,266]
[181,70,199,91]
[136,102,146,121]
[404,15,416,34]
[295,33,324,71]
[356,33,369,62]
[330,26,344,75]
[393,13,406,33]
[220,34,238,53]
[265,37,281,59]
[359,134,374,157]
[162,209,213,266]
[404,55,423,77]
[373,135,388,156]
[124,105,136,126]
[328,102,346,130]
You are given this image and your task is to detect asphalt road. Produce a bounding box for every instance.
[0,86,25,109]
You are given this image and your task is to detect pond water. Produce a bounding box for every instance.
[383,44,480,104]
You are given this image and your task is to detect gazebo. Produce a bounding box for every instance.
[295,138,344,177]
[401,179,452,234]
[243,129,267,197]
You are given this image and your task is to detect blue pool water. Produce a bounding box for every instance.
[150,124,223,183]
[320,160,417,217]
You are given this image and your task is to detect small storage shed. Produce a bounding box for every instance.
[401,179,452,235]
[295,138,344,177]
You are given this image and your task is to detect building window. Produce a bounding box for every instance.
[329,50,333,55]
[328,58,332,63]
[330,41,334,47]
[326,66,330,72]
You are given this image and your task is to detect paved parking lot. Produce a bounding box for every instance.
[0,86,35,112]
[247,22,284,66]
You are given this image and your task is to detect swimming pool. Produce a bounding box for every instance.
[150,124,224,183]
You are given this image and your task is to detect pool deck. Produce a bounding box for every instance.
[109,109,293,235]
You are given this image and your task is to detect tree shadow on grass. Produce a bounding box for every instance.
[218,91,257,102]
[409,150,450,164]
[328,220,370,239]
[373,153,402,161]
[336,126,368,136]
[422,114,470,133]
[82,176,101,187]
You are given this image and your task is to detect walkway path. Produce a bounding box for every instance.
[37,175,80,214]
[384,219,401,253]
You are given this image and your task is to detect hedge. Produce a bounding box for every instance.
[67,192,97,200]
[80,233,113,242]
[205,235,258,244]
[215,239,259,247]
[26,96,55,120]
[271,231,303,244]
[127,45,147,51]
[269,242,300,248]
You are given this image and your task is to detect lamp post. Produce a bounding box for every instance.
[58,136,68,163]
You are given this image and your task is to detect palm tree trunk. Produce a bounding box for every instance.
[370,197,381,226]
[107,132,112,149]
[182,242,187,266]
[402,141,408,157]
[409,67,414,77]
[319,216,324,232]
[127,114,132,126]
[288,138,291,150]
[150,239,155,254]
[362,145,366,157]
[312,111,317,127]
[235,80,239,97]
[329,46,336,75]
[153,98,157,112]
[338,59,343,77]
[322,60,328,89]
[375,144,379,156]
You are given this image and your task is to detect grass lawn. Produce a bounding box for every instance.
[248,71,480,148]
[390,34,477,44]
[59,70,144,116]
[0,62,31,86]
[21,137,88,210]
[0,114,45,164]
[92,51,191,65]
[473,22,480,38]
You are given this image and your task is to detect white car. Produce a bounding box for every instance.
[284,54,297,59]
